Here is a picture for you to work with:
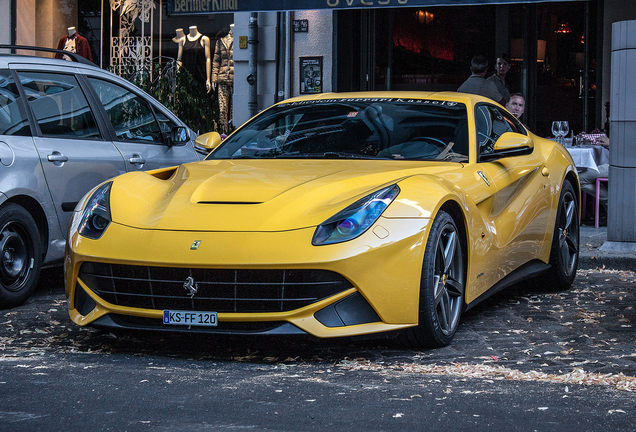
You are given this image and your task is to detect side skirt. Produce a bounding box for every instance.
[465,260,551,311]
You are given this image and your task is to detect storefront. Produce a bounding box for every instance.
[332,1,602,137]
[5,0,636,137]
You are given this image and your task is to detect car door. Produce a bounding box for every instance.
[474,103,551,282]
[86,77,199,172]
[16,70,126,236]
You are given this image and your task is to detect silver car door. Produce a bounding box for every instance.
[86,77,198,171]
[17,71,126,237]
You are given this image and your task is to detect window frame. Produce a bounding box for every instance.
[475,102,529,162]
[83,75,175,146]
[15,70,106,141]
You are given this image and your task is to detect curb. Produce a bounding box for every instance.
[579,252,636,271]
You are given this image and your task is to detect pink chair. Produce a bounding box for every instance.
[595,177,608,228]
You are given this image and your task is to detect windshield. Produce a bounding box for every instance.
[209,98,469,162]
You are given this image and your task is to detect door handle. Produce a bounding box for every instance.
[47,152,68,163]
[129,155,146,165]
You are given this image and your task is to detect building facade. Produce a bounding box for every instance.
[1,0,635,136]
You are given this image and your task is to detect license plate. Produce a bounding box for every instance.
[163,310,217,327]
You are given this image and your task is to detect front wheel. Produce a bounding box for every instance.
[0,204,42,309]
[405,210,466,348]
[542,179,579,290]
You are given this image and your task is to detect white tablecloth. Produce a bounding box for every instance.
[565,145,609,173]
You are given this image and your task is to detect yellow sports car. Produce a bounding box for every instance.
[65,92,580,347]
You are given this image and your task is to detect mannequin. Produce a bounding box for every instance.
[55,26,93,62]
[172,28,185,44]
[212,24,234,132]
[177,25,212,93]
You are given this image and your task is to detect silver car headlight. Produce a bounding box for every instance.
[312,184,400,246]
[77,182,112,240]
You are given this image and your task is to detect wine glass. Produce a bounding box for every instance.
[560,121,570,145]
[551,121,561,143]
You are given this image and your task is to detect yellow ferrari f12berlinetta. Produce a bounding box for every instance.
[65,91,580,348]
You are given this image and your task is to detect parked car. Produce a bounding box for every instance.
[0,46,205,308]
[65,91,580,348]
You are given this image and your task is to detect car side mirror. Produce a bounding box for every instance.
[195,131,223,153]
[481,132,534,161]
[169,126,189,147]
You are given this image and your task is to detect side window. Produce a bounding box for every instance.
[154,109,177,135]
[0,71,31,136]
[88,78,163,144]
[476,105,518,155]
[18,72,100,139]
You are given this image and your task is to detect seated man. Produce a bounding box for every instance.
[506,93,525,119]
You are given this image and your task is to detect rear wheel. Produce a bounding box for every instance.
[405,210,466,348]
[0,204,42,309]
[542,179,579,290]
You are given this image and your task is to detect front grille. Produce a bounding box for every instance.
[78,263,352,313]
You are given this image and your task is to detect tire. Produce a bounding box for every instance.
[405,210,466,348]
[0,204,42,309]
[542,179,579,290]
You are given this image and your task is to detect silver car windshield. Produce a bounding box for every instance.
[209,99,469,162]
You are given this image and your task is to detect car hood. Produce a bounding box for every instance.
[109,159,456,232]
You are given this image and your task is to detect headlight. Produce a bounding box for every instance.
[78,182,112,240]
[312,184,400,245]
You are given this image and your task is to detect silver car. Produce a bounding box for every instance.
[0,47,204,308]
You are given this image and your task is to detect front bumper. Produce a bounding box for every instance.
[65,217,430,338]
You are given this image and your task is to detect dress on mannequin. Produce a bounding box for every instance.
[212,25,234,132]
[55,27,93,62]
[177,26,212,92]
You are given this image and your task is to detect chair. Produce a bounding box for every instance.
[595,177,608,228]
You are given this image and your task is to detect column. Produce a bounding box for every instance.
[606,20,636,245]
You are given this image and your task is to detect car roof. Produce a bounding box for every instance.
[0,52,100,72]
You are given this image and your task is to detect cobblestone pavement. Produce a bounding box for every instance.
[1,266,635,392]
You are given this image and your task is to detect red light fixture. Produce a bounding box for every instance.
[556,22,572,34]
[416,10,434,24]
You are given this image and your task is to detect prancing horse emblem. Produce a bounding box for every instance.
[183,276,198,297]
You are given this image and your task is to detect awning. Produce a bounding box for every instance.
[167,0,585,15]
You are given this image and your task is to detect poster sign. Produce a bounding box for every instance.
[293,19,309,32]
[300,57,322,94]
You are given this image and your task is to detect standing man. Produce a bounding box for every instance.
[488,53,511,104]
[457,55,505,105]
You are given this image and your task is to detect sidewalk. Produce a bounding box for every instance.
[579,224,636,270]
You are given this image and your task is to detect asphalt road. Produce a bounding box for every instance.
[1,267,635,431]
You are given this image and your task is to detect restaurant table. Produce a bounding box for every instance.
[564,144,609,173]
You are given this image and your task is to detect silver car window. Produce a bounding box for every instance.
[154,109,177,134]
[87,78,164,144]
[0,71,31,136]
[18,72,101,139]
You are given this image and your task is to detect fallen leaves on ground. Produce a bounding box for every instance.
[338,359,636,392]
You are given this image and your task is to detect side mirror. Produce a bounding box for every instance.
[169,126,189,147]
[195,131,223,153]
[481,132,534,161]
